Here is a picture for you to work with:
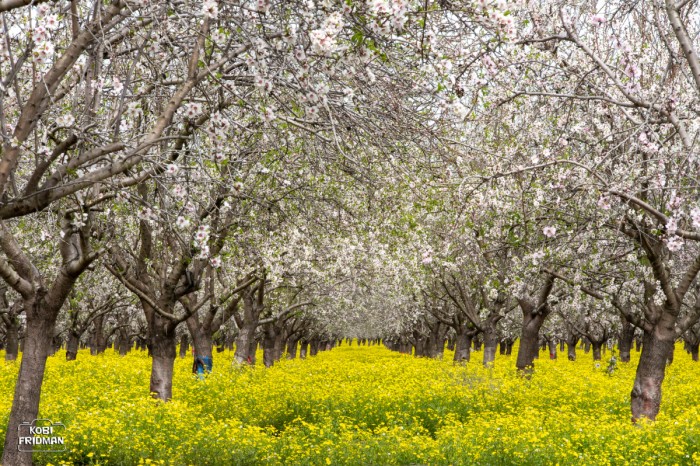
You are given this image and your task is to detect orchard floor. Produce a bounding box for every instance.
[1,344,699,465]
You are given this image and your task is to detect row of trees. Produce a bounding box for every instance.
[3,0,700,463]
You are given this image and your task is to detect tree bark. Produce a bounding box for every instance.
[149,329,176,401]
[179,333,189,358]
[262,324,278,368]
[547,340,557,360]
[592,342,603,361]
[66,332,79,361]
[299,340,308,359]
[453,331,472,363]
[516,312,547,372]
[118,332,131,356]
[619,319,636,363]
[2,314,54,466]
[690,343,699,362]
[286,338,298,359]
[630,320,675,421]
[234,324,257,364]
[90,314,107,355]
[483,328,498,366]
[4,319,19,361]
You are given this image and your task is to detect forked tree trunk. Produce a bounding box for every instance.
[66,332,80,361]
[2,315,54,466]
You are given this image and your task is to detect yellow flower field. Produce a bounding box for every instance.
[1,344,699,465]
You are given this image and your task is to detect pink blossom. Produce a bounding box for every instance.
[590,14,606,26]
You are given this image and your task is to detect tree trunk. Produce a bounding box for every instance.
[592,342,603,361]
[413,337,425,357]
[453,331,472,363]
[90,314,107,355]
[299,340,308,359]
[179,334,189,358]
[2,315,54,466]
[263,325,278,368]
[516,313,546,372]
[234,324,256,365]
[310,339,319,356]
[66,332,79,361]
[149,331,176,401]
[286,338,298,359]
[118,334,130,356]
[630,319,675,421]
[483,329,498,367]
[567,342,577,361]
[506,340,513,355]
[4,321,19,361]
[273,332,285,361]
[619,320,635,363]
[690,344,699,362]
[547,340,557,360]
